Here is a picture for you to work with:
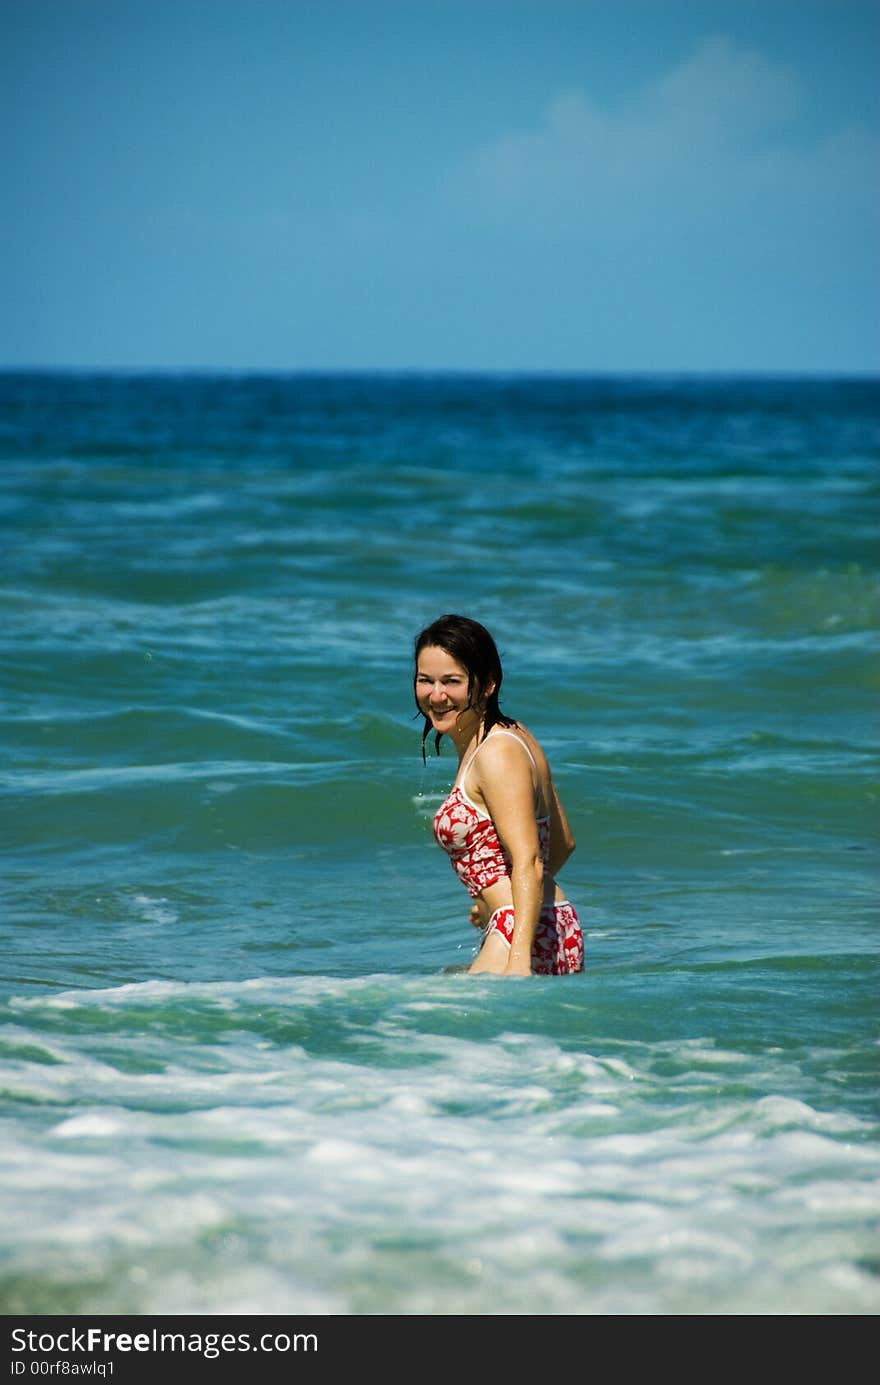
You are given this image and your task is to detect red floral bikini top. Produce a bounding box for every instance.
[432,729,551,898]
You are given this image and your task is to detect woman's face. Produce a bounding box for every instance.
[415,645,474,736]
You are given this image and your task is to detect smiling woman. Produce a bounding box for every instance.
[413,613,584,977]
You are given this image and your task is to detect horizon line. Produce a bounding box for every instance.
[2,364,879,382]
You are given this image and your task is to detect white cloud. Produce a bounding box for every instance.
[438,35,878,252]
[640,36,802,145]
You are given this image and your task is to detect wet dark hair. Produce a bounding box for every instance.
[413,613,516,761]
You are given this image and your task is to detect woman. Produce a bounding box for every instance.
[414,614,584,976]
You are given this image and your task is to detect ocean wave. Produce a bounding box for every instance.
[2,976,878,1314]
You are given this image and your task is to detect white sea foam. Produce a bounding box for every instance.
[3,973,879,1314]
[131,894,179,925]
[52,1113,128,1138]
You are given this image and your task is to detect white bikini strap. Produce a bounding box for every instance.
[462,728,537,791]
[482,728,538,768]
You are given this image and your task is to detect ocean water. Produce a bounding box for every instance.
[0,371,878,1315]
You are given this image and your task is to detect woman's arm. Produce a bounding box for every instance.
[547,780,576,876]
[472,738,544,976]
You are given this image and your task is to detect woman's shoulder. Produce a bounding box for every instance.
[471,724,554,814]
[481,723,546,772]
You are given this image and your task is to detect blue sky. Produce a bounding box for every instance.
[2,0,878,372]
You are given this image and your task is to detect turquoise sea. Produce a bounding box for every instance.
[1,372,878,1315]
